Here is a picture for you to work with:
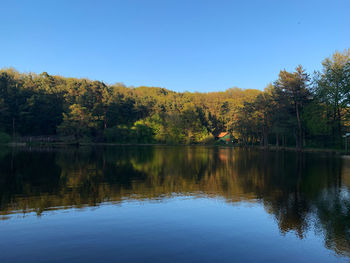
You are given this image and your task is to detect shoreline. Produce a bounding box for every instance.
[1,142,346,154]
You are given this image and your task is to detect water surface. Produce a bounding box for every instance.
[0,146,349,262]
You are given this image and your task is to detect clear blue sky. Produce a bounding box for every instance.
[1,0,349,92]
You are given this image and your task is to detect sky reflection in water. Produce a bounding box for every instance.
[0,146,349,262]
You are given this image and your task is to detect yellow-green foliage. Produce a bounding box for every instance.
[1,49,349,147]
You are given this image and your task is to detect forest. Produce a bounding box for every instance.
[0,49,349,149]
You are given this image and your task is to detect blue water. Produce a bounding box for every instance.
[0,146,349,262]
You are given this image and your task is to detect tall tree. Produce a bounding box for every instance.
[274,65,310,150]
[57,104,96,142]
[314,49,350,147]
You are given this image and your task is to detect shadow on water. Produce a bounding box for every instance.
[0,145,349,257]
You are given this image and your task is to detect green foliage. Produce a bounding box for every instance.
[57,104,96,142]
[104,123,155,144]
[0,68,262,145]
[313,49,350,147]
[0,131,11,143]
[274,65,311,149]
[303,102,330,136]
[132,122,155,143]
[1,49,350,148]
[104,125,132,143]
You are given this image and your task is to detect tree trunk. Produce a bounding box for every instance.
[337,106,342,146]
[295,103,302,151]
[264,129,268,149]
[12,117,15,140]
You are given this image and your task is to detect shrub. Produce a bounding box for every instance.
[0,132,11,143]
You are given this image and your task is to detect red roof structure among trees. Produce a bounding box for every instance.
[217,132,229,138]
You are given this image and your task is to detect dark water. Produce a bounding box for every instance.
[0,146,349,263]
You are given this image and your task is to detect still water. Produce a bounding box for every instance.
[0,146,349,262]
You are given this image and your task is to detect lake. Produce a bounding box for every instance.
[0,146,349,262]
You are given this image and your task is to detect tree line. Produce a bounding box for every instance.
[235,49,350,150]
[0,49,349,148]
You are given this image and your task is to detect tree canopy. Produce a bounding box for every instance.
[1,49,350,148]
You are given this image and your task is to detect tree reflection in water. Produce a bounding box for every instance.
[0,146,349,256]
